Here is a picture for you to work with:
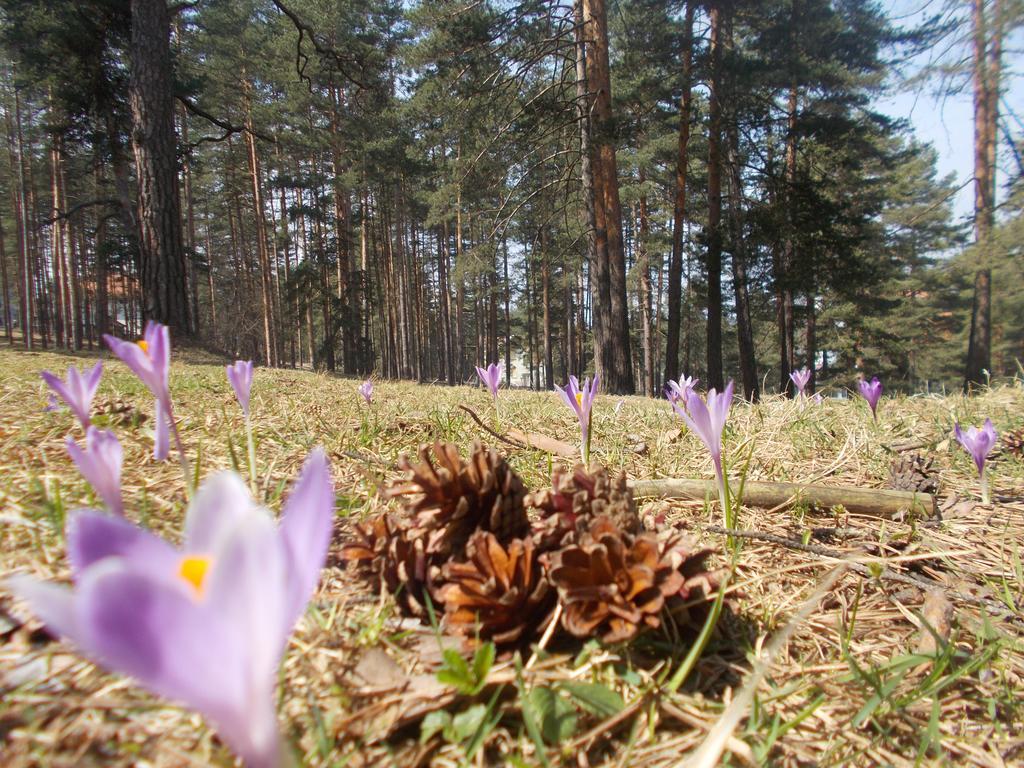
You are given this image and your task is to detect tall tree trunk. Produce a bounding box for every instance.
[664,1,694,386]
[637,187,654,396]
[576,0,609,381]
[964,0,1001,390]
[0,195,10,343]
[503,237,511,387]
[705,1,724,391]
[581,0,633,393]
[724,12,756,400]
[129,0,189,333]
[179,105,200,336]
[542,230,553,389]
[805,294,816,394]
[13,88,32,349]
[245,88,277,366]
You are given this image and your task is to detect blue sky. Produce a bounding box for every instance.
[876,0,1023,222]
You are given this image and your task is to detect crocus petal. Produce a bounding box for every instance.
[66,428,124,516]
[75,559,252,752]
[202,514,287,765]
[6,575,78,641]
[41,365,100,429]
[104,324,170,402]
[681,389,715,454]
[183,472,266,554]
[279,449,334,628]
[154,399,170,461]
[66,509,179,579]
[557,379,583,421]
[146,322,170,383]
[85,361,104,394]
[227,361,254,416]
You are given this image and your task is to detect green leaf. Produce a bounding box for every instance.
[451,704,489,742]
[420,710,452,744]
[471,642,496,692]
[528,687,578,744]
[560,682,624,718]
[437,648,474,693]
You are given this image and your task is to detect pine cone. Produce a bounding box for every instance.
[1001,427,1024,459]
[381,525,437,618]
[664,538,722,631]
[385,441,529,559]
[338,513,436,617]
[439,532,556,647]
[527,465,640,550]
[338,514,397,574]
[548,516,684,644]
[888,452,940,494]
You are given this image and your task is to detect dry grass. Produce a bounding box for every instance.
[1,344,1022,767]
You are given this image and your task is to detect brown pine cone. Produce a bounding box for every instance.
[1001,427,1024,459]
[338,513,397,575]
[385,441,529,559]
[338,513,437,617]
[547,516,684,644]
[381,525,437,618]
[888,453,940,494]
[663,538,722,631]
[527,465,640,551]
[438,532,556,647]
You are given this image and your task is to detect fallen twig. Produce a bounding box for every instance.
[456,405,528,449]
[632,478,936,519]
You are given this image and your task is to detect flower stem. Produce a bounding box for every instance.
[164,399,193,498]
[582,413,593,467]
[980,471,990,505]
[246,414,258,495]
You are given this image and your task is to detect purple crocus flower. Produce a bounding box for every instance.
[104,322,173,460]
[858,377,883,421]
[955,418,997,503]
[103,322,171,402]
[227,360,255,417]
[556,374,599,464]
[7,449,335,768]
[678,381,735,497]
[475,363,502,401]
[790,368,811,397]
[358,379,373,405]
[666,377,699,411]
[41,362,103,430]
[66,427,124,517]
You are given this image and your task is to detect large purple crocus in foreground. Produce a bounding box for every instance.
[227,360,255,417]
[41,362,103,430]
[8,449,335,768]
[955,418,997,503]
[104,322,173,461]
[858,377,883,421]
[475,363,503,402]
[678,381,735,507]
[790,368,811,397]
[66,427,124,517]
[557,374,599,465]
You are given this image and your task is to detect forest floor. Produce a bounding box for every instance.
[0,345,1022,767]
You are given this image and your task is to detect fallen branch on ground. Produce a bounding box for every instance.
[630,478,936,519]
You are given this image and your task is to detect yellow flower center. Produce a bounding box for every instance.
[178,556,211,595]
[137,339,149,355]
[575,392,583,407]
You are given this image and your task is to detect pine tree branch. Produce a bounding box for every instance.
[176,95,275,144]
